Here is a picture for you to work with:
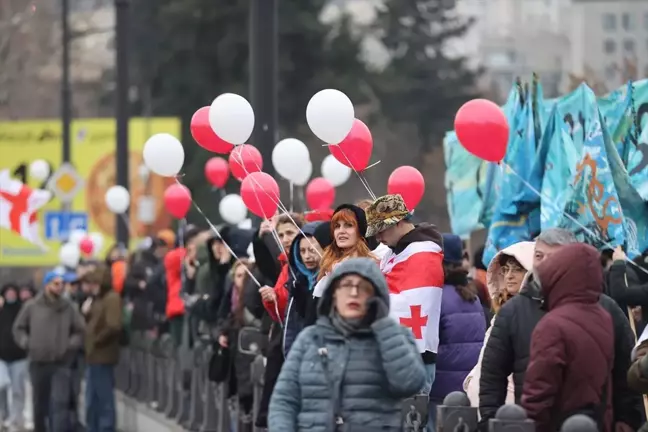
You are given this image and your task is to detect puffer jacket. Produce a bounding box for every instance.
[478,257,641,430]
[521,244,613,432]
[429,282,485,403]
[282,222,321,356]
[269,258,426,431]
[465,242,534,408]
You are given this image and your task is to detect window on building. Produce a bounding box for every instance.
[623,39,636,54]
[645,12,648,30]
[622,13,634,31]
[603,13,616,31]
[604,39,616,54]
[605,63,617,80]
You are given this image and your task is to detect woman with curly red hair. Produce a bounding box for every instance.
[313,204,376,298]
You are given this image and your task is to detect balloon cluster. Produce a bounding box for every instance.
[59,230,105,268]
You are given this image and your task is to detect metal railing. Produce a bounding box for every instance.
[115,330,600,432]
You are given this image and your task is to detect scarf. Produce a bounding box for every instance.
[329,308,371,338]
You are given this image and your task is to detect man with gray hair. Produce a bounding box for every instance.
[478,228,640,431]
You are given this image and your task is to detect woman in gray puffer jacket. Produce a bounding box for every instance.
[269,258,426,431]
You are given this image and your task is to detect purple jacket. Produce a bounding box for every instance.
[430,284,485,402]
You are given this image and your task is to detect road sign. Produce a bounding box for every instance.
[47,162,84,203]
[44,211,88,241]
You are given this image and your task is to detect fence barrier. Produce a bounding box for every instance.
[114,329,599,432]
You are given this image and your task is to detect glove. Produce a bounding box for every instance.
[365,296,389,324]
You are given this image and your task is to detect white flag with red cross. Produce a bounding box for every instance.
[0,170,52,249]
[381,240,444,354]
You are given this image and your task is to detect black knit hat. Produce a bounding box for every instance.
[313,222,333,249]
[332,204,368,239]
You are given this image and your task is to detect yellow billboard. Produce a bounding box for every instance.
[0,117,181,266]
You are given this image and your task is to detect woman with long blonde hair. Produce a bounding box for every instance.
[313,204,376,297]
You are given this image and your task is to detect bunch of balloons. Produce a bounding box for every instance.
[59,229,105,267]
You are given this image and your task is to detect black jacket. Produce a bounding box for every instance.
[606,260,647,331]
[0,301,26,362]
[479,275,642,430]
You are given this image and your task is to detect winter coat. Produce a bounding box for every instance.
[269,258,426,431]
[85,287,122,365]
[253,230,284,284]
[283,222,321,356]
[0,285,26,362]
[379,223,444,365]
[262,254,290,323]
[124,250,160,331]
[429,283,485,402]
[522,244,613,431]
[479,259,641,430]
[606,260,646,331]
[13,293,85,363]
[164,248,186,319]
[628,328,648,393]
[465,242,534,408]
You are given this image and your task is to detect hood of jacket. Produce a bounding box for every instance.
[536,243,602,309]
[486,241,535,299]
[392,223,443,255]
[289,222,322,289]
[316,257,389,317]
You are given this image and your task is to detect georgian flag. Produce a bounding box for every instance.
[0,170,51,249]
[381,240,444,354]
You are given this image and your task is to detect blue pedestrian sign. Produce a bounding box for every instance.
[44,211,89,241]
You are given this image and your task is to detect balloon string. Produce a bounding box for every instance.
[329,145,377,200]
[502,162,648,276]
[289,181,294,213]
[172,177,263,287]
[231,146,323,258]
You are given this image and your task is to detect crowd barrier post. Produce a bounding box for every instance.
[560,414,599,432]
[199,345,220,432]
[163,341,179,417]
[185,340,207,431]
[251,355,266,432]
[147,334,160,408]
[488,404,534,431]
[135,333,149,401]
[155,334,173,413]
[435,391,478,431]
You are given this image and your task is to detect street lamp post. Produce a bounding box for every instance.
[115,0,130,247]
[61,0,72,213]
[249,0,278,177]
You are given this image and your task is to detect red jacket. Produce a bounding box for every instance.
[262,253,289,322]
[164,248,186,319]
[521,244,613,432]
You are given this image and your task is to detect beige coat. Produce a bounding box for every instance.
[462,241,536,408]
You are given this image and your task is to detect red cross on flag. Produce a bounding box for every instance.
[381,240,444,354]
[0,170,52,249]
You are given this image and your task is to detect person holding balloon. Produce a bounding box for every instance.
[312,204,376,298]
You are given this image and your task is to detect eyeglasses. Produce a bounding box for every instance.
[336,282,374,296]
[499,265,525,276]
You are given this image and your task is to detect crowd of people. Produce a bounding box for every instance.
[2,192,648,432]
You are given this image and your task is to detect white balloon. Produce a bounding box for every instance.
[321,154,352,187]
[237,218,253,229]
[105,185,130,213]
[306,89,355,144]
[209,93,255,145]
[272,138,311,182]
[293,160,313,187]
[29,160,50,182]
[68,229,87,245]
[219,194,248,225]
[143,133,185,177]
[59,243,81,268]
[89,232,104,256]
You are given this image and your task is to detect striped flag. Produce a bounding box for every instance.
[381,240,444,354]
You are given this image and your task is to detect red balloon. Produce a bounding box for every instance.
[328,119,373,171]
[304,208,334,222]
[164,184,192,219]
[190,107,234,154]
[229,144,263,181]
[454,99,509,162]
[205,157,229,188]
[387,166,425,210]
[79,237,94,256]
[305,177,335,211]
[240,172,280,218]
